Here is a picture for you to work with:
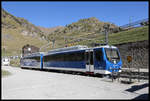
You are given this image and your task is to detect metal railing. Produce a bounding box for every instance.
[120,18,148,29]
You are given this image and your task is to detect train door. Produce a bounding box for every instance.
[85,49,94,72]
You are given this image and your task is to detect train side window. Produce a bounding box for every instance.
[95,49,103,62]
[44,51,85,62]
[66,52,84,61]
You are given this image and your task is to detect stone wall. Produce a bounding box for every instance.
[115,40,149,69]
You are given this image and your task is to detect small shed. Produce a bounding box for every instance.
[22,44,39,57]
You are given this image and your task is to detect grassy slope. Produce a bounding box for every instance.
[76,26,149,46]
[46,26,148,51]
[2,9,48,56]
[2,69,11,77]
[2,27,48,56]
[2,25,148,56]
[109,26,149,45]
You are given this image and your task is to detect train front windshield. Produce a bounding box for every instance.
[105,48,120,64]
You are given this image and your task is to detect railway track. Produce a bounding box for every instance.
[119,68,149,80]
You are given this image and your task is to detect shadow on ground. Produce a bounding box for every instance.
[132,93,149,100]
[125,83,148,92]
[125,83,149,100]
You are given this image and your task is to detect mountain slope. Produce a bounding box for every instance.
[37,26,65,35]
[38,17,148,51]
[43,17,120,49]
[2,8,148,56]
[45,17,120,36]
[2,8,48,56]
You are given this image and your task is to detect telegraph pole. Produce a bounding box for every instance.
[39,41,52,52]
[52,39,55,48]
[64,36,67,47]
[129,16,134,30]
[103,24,110,45]
[3,48,5,58]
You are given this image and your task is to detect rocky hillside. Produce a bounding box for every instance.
[37,26,65,35]
[64,17,119,33]
[2,8,48,56]
[46,17,120,36]
[2,8,148,57]
[2,8,120,56]
[43,17,120,49]
[2,8,47,39]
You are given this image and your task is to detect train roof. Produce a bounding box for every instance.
[23,52,45,58]
[92,45,118,49]
[44,45,118,56]
[45,45,88,55]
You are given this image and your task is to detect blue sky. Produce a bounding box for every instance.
[2,1,149,28]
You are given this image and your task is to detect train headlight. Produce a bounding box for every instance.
[110,67,112,70]
[118,67,122,72]
[113,60,116,64]
[119,69,122,72]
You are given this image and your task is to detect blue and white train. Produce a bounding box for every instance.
[20,52,44,69]
[20,45,122,75]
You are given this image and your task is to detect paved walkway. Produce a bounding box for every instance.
[2,66,149,99]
